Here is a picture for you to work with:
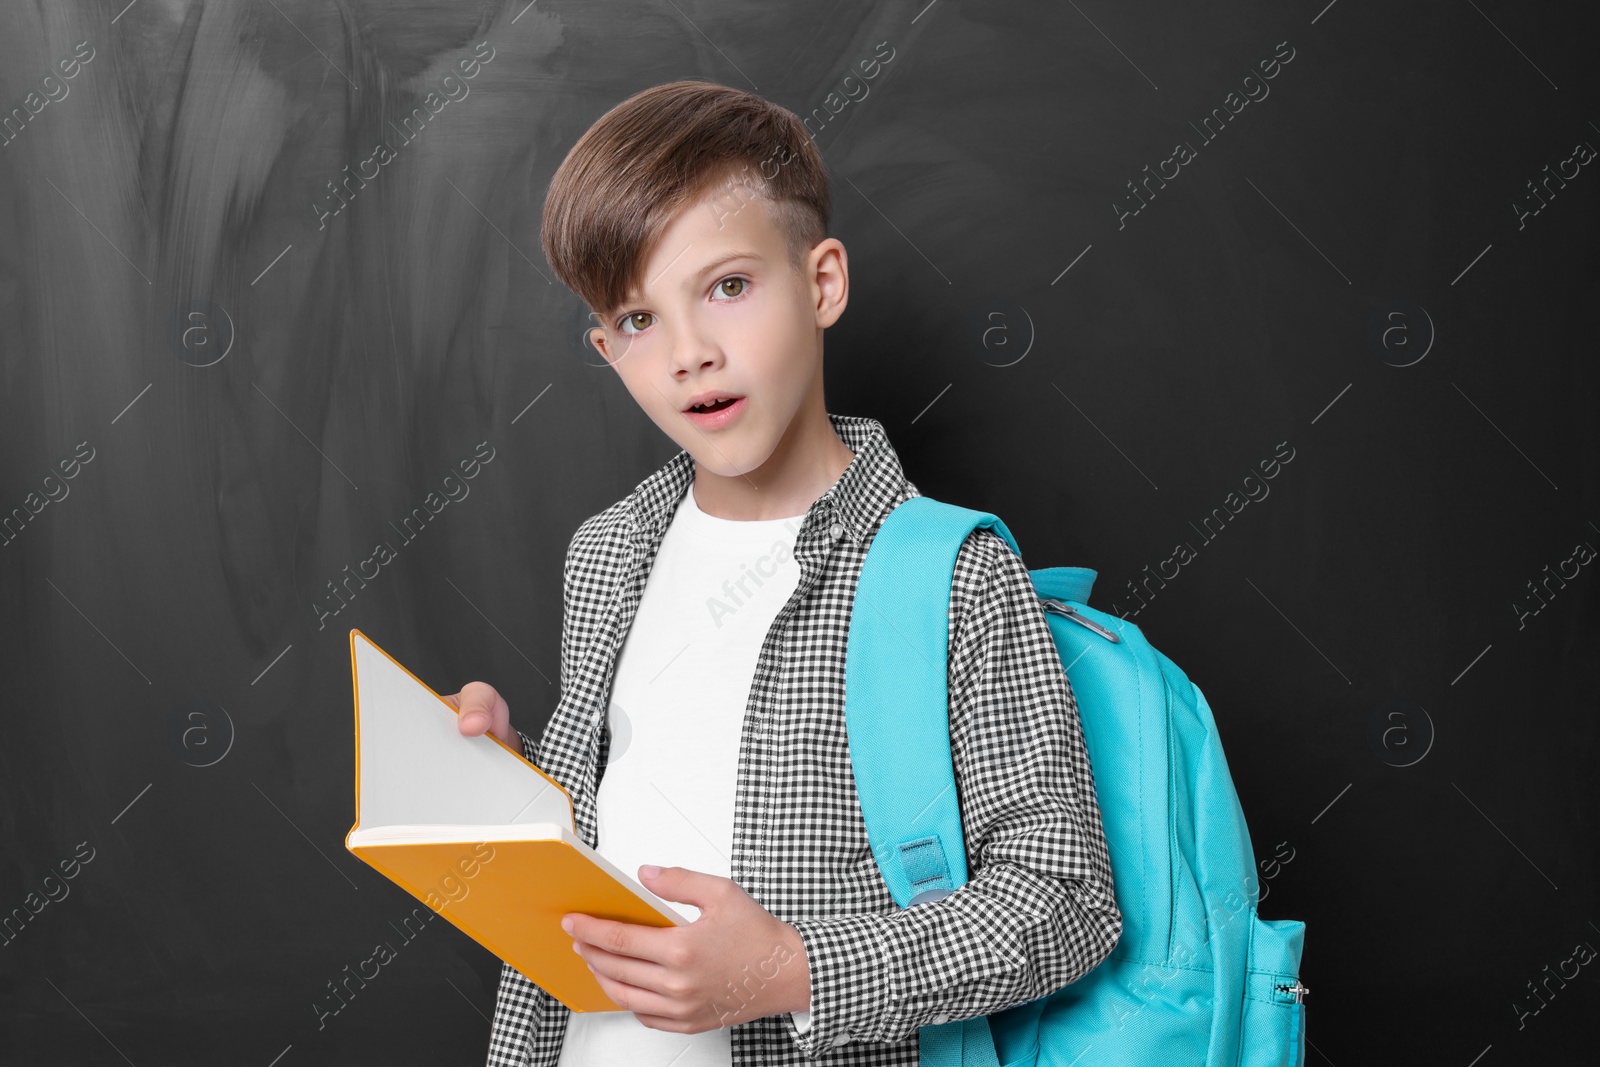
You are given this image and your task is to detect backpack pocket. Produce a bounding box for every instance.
[1238,915,1306,1067]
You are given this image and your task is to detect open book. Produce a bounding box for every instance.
[345,629,691,1012]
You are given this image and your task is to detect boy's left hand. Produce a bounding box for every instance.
[564,864,811,1033]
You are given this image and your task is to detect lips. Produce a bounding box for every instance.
[682,395,747,430]
[683,392,744,413]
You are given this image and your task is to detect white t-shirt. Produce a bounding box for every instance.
[556,484,813,1067]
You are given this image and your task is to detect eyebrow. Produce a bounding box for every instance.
[688,248,763,284]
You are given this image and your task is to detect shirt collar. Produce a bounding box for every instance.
[623,413,908,547]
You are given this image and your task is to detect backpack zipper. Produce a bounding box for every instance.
[1275,979,1309,1004]
[1040,597,1122,644]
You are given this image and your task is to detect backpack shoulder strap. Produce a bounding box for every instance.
[845,495,1021,908]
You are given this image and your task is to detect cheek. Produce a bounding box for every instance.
[771,307,817,380]
[606,339,660,396]
[619,368,663,412]
[612,352,687,427]
[736,292,808,362]
[603,329,642,367]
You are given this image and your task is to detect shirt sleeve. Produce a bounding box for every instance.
[517,727,540,765]
[787,528,1122,1056]
[511,523,584,770]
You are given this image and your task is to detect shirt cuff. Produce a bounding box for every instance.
[789,1009,812,1034]
[786,912,891,1056]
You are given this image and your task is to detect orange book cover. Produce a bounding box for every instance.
[345,629,690,1013]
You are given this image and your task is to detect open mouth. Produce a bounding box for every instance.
[687,397,740,414]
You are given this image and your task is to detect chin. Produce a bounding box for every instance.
[696,452,769,479]
[694,438,776,479]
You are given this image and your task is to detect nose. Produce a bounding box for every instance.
[669,324,722,379]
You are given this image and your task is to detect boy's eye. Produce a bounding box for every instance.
[715,277,747,299]
[618,312,654,335]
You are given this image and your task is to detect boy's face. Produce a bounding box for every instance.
[586,183,847,483]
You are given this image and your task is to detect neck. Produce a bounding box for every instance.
[691,411,855,521]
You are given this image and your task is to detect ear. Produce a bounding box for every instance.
[809,238,848,329]
[587,325,616,366]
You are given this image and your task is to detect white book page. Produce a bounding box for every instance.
[351,631,569,831]
[348,823,565,845]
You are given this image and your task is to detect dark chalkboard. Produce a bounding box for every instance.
[1,1,1594,1063]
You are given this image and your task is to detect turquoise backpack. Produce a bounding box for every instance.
[844,496,1308,1067]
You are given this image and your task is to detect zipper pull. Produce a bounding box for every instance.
[1040,598,1121,644]
[1275,980,1309,1004]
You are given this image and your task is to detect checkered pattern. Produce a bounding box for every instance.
[485,414,1121,1065]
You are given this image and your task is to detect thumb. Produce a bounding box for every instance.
[448,681,513,746]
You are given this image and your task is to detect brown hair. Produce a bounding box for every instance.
[541,79,831,317]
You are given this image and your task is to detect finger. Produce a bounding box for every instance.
[576,939,676,1000]
[641,865,732,910]
[453,681,510,743]
[586,963,692,1027]
[630,1011,694,1034]
[567,913,674,964]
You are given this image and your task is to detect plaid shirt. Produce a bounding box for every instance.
[486,413,1121,1066]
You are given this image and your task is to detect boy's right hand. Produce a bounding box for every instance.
[443,681,516,750]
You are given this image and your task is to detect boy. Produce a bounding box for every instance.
[447,79,1121,1066]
